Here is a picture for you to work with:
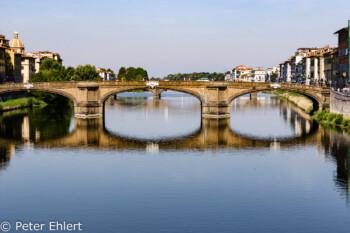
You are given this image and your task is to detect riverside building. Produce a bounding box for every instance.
[225,65,266,82]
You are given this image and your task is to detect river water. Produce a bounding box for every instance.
[0,92,349,233]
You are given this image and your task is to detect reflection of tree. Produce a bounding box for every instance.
[0,97,350,205]
[28,106,73,140]
[0,107,73,142]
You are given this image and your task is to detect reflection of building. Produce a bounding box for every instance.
[22,116,30,141]
[0,144,15,170]
[326,130,350,199]
[280,102,312,137]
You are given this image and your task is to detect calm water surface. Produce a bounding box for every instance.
[0,92,349,233]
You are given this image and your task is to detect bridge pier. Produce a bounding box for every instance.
[202,86,230,118]
[75,102,103,118]
[250,92,257,99]
[149,88,163,99]
[74,82,103,118]
[201,105,231,118]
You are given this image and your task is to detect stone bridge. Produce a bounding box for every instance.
[0,81,330,118]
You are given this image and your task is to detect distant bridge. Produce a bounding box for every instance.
[0,81,330,118]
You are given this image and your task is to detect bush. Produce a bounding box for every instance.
[275,90,283,95]
[322,112,330,121]
[313,110,324,120]
[343,119,350,128]
[306,106,313,114]
[327,113,337,122]
[27,98,33,106]
[333,114,343,125]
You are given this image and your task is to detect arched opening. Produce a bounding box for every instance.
[229,88,321,113]
[0,90,76,142]
[101,87,203,141]
[228,90,319,140]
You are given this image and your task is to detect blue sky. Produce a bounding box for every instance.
[1,0,349,77]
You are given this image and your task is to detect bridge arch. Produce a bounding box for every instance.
[228,87,322,112]
[0,87,78,105]
[157,87,204,103]
[100,86,204,105]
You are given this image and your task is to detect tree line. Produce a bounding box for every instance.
[30,59,225,82]
[164,72,225,81]
[30,59,150,82]
[30,59,100,82]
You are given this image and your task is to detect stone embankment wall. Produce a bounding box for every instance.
[281,93,313,112]
[331,91,350,118]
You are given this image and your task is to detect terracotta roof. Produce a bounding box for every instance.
[235,65,254,70]
[21,55,34,58]
[10,36,24,48]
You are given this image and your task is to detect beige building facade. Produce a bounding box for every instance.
[21,55,35,83]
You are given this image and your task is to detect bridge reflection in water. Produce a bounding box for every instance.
[0,97,349,199]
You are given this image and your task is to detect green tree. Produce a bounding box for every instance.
[270,73,277,82]
[118,67,126,80]
[117,67,148,81]
[31,59,69,82]
[135,74,143,81]
[73,64,100,81]
[65,66,75,80]
[40,59,64,72]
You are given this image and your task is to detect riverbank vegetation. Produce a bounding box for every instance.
[266,90,350,133]
[313,111,350,129]
[0,97,46,112]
